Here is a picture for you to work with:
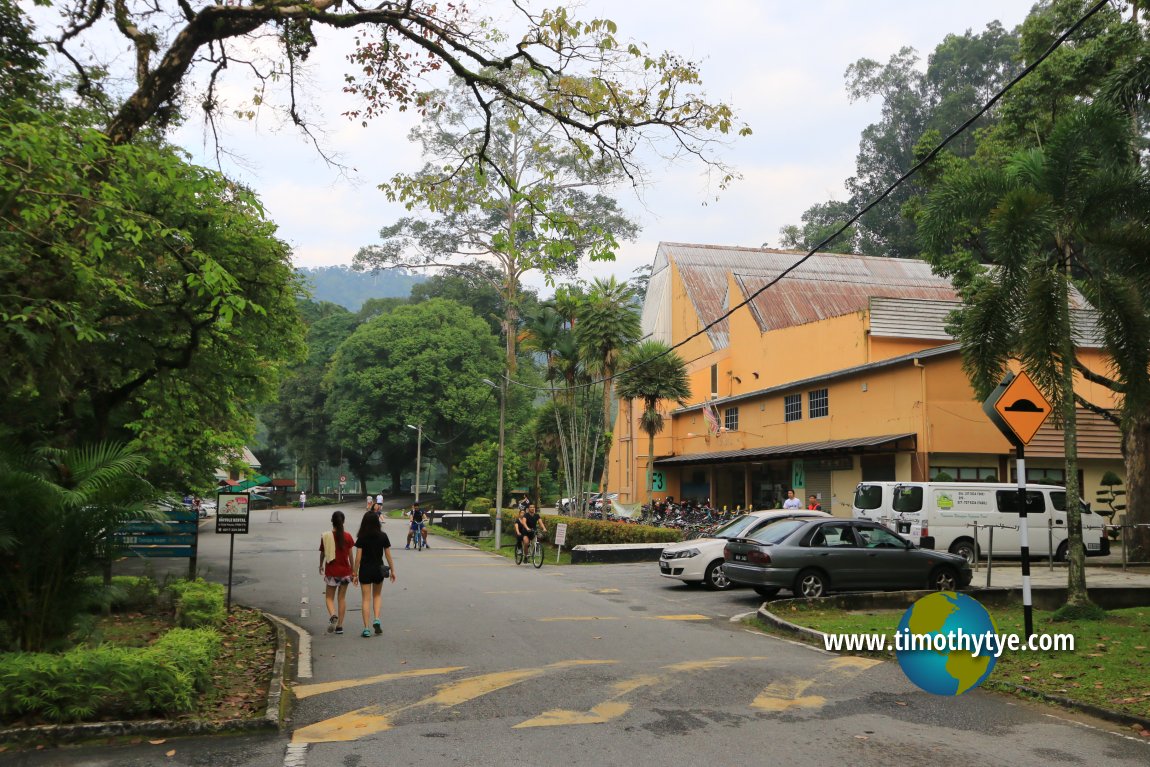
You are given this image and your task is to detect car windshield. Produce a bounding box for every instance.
[709,514,757,539]
[747,518,808,544]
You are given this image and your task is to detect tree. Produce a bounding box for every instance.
[575,277,642,497]
[37,2,749,167]
[355,72,641,400]
[0,106,305,488]
[325,299,500,492]
[777,200,859,253]
[409,262,539,338]
[0,442,159,651]
[615,341,691,508]
[442,441,525,510]
[918,104,1146,607]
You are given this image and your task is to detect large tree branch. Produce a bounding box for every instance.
[1075,355,1124,392]
[1075,394,1122,427]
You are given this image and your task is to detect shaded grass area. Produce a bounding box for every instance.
[760,603,1150,722]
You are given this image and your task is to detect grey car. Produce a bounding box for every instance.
[722,517,972,599]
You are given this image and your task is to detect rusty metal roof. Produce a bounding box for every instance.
[658,243,958,339]
[653,433,918,466]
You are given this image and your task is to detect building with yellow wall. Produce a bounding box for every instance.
[607,243,1123,516]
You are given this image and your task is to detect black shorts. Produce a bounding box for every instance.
[521,529,537,540]
[359,562,389,584]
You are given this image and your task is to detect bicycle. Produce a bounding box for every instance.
[514,534,545,568]
[413,523,424,551]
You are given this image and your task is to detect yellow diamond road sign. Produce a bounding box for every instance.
[983,370,1052,446]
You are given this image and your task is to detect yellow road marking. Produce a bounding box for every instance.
[592,588,621,594]
[292,660,614,744]
[514,657,746,729]
[539,616,619,622]
[293,667,465,699]
[442,563,507,567]
[751,679,825,712]
[827,656,882,671]
[648,614,710,621]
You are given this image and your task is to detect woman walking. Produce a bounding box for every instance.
[353,510,396,637]
[319,511,355,635]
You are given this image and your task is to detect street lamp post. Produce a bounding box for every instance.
[406,424,422,504]
[482,378,505,550]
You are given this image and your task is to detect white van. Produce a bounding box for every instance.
[853,481,1109,563]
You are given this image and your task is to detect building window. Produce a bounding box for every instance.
[809,388,829,419]
[785,394,802,422]
[1009,467,1067,485]
[724,407,739,432]
[930,466,997,482]
[710,364,718,397]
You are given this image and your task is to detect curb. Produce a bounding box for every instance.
[0,609,289,746]
[753,601,1150,734]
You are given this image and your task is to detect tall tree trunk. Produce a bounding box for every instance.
[647,419,656,510]
[599,377,614,496]
[1060,258,1090,606]
[1124,412,1150,561]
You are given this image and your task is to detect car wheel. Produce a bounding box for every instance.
[793,569,828,599]
[704,560,733,590]
[753,586,780,598]
[949,538,978,565]
[1055,541,1069,563]
[930,566,959,592]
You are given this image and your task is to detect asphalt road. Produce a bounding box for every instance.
[6,502,1149,767]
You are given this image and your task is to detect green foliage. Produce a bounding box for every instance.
[442,442,524,510]
[1050,602,1108,622]
[167,579,226,630]
[499,511,681,548]
[467,497,493,514]
[80,576,159,613]
[0,627,220,723]
[0,103,305,488]
[931,471,954,482]
[0,442,159,652]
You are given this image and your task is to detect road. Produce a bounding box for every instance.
[7,502,1149,767]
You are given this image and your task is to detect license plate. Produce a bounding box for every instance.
[897,522,911,534]
[1087,542,1100,550]
[734,554,746,561]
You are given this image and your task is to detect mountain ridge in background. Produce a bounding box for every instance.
[298,265,426,311]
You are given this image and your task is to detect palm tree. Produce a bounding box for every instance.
[918,104,1145,607]
[615,340,691,508]
[576,277,642,497]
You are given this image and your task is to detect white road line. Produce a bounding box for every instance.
[283,742,308,767]
[1040,712,1150,746]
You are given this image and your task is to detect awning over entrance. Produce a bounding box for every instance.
[653,433,917,467]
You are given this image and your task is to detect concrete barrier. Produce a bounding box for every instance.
[570,543,670,564]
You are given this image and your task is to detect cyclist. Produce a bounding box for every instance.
[406,501,430,549]
[517,503,547,561]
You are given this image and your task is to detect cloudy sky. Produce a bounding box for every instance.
[161,0,1039,293]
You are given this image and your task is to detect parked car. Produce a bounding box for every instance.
[659,509,830,590]
[722,517,972,599]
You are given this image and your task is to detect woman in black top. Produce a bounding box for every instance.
[353,511,396,638]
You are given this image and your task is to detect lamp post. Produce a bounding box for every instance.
[406,424,422,504]
[481,377,505,550]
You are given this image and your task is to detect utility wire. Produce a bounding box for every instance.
[505,0,1113,395]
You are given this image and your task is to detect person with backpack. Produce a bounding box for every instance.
[319,510,355,635]
[406,501,430,549]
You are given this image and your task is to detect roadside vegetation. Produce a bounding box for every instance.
[754,603,1150,723]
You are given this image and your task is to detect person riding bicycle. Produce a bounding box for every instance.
[406,502,430,549]
[517,503,547,557]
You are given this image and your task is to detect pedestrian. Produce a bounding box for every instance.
[353,511,396,638]
[366,493,376,515]
[807,495,823,511]
[517,494,530,514]
[319,511,355,635]
[299,491,307,509]
[782,489,802,510]
[375,491,384,511]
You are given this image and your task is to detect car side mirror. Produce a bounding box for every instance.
[904,539,915,550]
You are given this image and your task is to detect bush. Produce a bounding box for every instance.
[467,497,493,514]
[80,575,159,612]
[167,579,226,629]
[497,511,682,548]
[0,628,220,723]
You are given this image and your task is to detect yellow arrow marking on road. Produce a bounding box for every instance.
[514,657,746,729]
[293,667,466,699]
[750,654,883,713]
[291,660,615,744]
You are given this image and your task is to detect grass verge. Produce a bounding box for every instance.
[755,602,1150,723]
[194,607,276,722]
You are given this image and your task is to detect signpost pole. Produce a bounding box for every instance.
[226,532,236,612]
[1017,444,1033,639]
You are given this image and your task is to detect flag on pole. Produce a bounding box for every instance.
[703,402,720,434]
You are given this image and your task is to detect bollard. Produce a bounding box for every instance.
[986,526,994,588]
[1048,518,1054,572]
[972,523,981,573]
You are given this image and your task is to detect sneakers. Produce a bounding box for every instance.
[327,615,337,634]
[373,619,382,636]
[361,628,372,638]
[405,544,410,549]
[335,626,344,635]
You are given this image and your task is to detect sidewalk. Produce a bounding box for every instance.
[968,557,1150,590]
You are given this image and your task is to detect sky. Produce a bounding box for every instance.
[147,2,1038,293]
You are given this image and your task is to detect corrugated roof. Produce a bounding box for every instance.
[653,433,918,466]
[658,243,957,338]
